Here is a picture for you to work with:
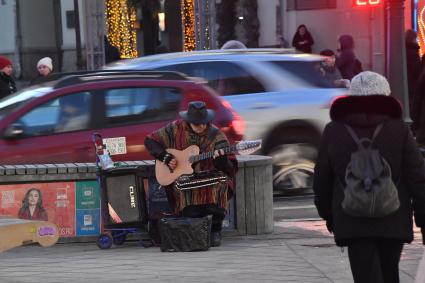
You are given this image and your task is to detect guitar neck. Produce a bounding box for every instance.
[190,145,236,163]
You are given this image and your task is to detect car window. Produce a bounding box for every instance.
[104,87,181,126]
[270,61,339,88]
[17,92,91,136]
[156,61,266,96]
[0,87,53,120]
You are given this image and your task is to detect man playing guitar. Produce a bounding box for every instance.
[144,101,237,247]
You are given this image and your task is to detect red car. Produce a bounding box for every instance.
[0,71,244,164]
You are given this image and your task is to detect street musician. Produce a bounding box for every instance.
[144,101,237,247]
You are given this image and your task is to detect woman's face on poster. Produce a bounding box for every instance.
[28,190,40,206]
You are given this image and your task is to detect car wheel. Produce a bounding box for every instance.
[267,143,317,194]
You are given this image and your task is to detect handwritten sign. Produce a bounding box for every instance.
[103,137,127,155]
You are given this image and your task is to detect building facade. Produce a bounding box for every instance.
[1,0,423,80]
[0,0,87,79]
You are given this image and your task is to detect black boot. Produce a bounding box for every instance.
[210,231,222,247]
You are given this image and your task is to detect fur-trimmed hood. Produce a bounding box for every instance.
[330,95,403,126]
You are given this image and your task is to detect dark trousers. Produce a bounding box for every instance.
[347,238,404,283]
[181,204,226,232]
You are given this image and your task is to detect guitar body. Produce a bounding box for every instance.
[155,145,200,186]
[0,217,59,252]
[154,140,261,186]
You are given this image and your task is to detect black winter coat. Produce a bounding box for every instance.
[336,35,358,80]
[0,72,16,100]
[292,30,314,53]
[406,42,422,107]
[313,95,425,246]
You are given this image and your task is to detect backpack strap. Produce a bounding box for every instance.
[370,123,384,144]
[344,123,384,149]
[344,124,365,149]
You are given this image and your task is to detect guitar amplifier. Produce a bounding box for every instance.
[99,166,148,228]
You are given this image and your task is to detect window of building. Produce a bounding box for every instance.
[287,0,337,10]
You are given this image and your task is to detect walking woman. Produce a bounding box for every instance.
[313,71,425,282]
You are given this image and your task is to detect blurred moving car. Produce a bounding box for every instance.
[106,49,348,194]
[0,71,243,164]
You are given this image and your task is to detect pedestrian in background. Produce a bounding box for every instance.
[0,56,17,99]
[405,29,422,111]
[313,71,425,283]
[411,68,425,144]
[104,36,120,64]
[319,49,345,87]
[335,34,361,80]
[291,24,314,53]
[30,57,53,86]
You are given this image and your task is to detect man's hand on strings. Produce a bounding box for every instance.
[167,158,177,170]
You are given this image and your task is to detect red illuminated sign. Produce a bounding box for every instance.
[353,0,381,6]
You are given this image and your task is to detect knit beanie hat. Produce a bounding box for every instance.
[221,40,247,50]
[0,56,12,70]
[349,71,391,96]
[37,57,53,71]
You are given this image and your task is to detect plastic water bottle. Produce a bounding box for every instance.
[99,148,114,170]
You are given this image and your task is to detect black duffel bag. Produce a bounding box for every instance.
[159,215,212,252]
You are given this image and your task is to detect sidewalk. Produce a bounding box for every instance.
[0,220,423,283]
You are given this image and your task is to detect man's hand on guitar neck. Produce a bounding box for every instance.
[163,153,177,172]
[213,149,225,159]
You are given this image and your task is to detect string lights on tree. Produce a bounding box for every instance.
[106,0,138,58]
[181,0,196,51]
[419,5,425,57]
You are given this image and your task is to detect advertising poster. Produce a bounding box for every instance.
[0,182,76,237]
[75,181,101,236]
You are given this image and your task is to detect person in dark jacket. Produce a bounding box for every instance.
[144,101,237,247]
[104,36,121,64]
[313,71,425,283]
[405,29,422,112]
[335,34,360,80]
[291,24,314,53]
[0,56,17,100]
[412,68,425,143]
[319,49,345,87]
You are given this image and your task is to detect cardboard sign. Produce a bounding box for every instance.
[103,137,127,155]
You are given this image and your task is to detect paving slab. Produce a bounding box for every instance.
[0,220,422,283]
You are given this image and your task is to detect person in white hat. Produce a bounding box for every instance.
[30,57,53,86]
[313,71,425,282]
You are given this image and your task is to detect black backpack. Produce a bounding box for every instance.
[341,123,400,218]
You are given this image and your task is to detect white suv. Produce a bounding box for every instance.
[106,49,348,194]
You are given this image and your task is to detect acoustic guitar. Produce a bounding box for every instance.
[0,217,59,252]
[155,140,262,186]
